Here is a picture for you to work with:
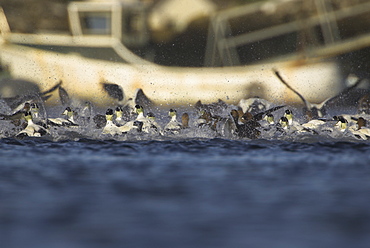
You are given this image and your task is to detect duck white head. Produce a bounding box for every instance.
[334,116,348,132]
[168,109,177,121]
[147,112,156,121]
[115,106,123,121]
[279,116,289,130]
[135,105,144,118]
[284,109,293,125]
[264,113,275,125]
[23,111,34,125]
[105,108,114,123]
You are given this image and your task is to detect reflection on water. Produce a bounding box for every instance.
[1,138,370,248]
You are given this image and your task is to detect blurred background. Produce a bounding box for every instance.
[0,0,370,107]
[1,0,369,72]
[0,0,259,34]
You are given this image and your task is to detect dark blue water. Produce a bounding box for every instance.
[1,138,370,248]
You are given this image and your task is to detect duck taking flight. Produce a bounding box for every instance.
[47,107,79,127]
[230,109,261,139]
[274,69,363,119]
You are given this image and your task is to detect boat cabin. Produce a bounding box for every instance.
[68,0,150,48]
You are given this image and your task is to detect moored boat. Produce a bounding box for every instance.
[0,0,370,107]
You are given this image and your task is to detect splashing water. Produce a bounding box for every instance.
[0,101,368,143]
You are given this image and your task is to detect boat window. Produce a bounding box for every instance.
[80,12,111,35]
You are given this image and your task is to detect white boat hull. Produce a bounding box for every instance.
[0,43,344,107]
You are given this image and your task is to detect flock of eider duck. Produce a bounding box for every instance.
[1,70,370,141]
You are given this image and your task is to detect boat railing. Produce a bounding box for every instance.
[204,0,370,66]
[0,7,9,37]
[0,2,153,66]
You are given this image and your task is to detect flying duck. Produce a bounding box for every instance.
[274,69,363,120]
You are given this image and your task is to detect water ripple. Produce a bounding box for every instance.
[1,138,370,248]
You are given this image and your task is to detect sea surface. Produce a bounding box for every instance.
[1,136,370,248]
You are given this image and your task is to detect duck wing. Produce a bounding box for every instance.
[274,69,312,110]
[319,77,364,109]
[0,110,24,120]
[41,80,62,95]
[253,105,285,121]
[93,114,107,129]
[135,89,155,111]
[39,80,62,103]
[102,82,124,102]
[58,86,71,106]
